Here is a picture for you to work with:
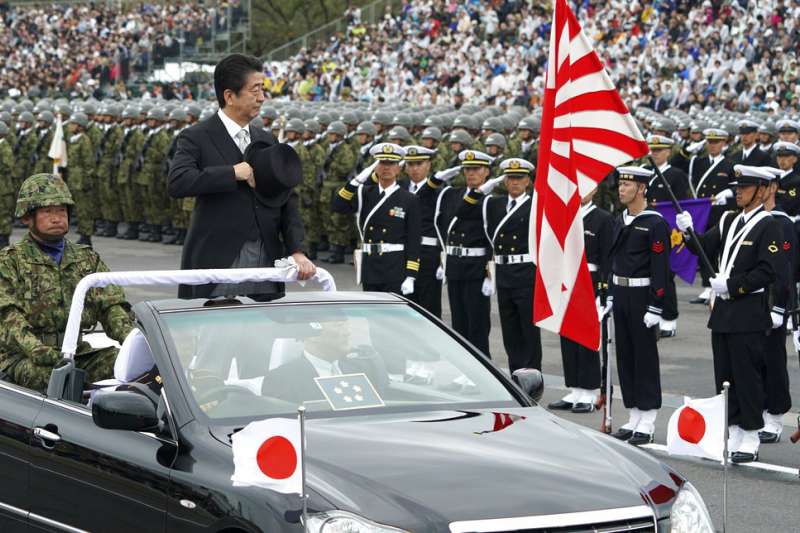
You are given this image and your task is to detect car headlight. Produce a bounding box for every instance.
[307,510,409,533]
[670,482,714,533]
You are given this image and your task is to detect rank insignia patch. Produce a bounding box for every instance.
[652,241,665,253]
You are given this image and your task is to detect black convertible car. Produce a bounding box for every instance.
[0,268,715,532]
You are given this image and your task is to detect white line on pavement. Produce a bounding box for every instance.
[640,443,800,477]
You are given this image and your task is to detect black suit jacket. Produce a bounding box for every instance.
[730,145,772,167]
[483,194,534,289]
[168,113,305,298]
[435,186,492,281]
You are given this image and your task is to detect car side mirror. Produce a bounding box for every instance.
[92,390,159,432]
[512,368,544,402]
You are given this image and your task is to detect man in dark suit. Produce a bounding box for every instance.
[730,120,772,167]
[168,54,315,300]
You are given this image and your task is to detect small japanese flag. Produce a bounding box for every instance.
[666,394,725,462]
[231,417,302,494]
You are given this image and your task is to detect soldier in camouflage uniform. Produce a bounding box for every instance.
[285,118,318,258]
[303,118,326,256]
[14,111,38,194]
[420,127,446,173]
[353,121,376,173]
[320,121,357,264]
[164,108,190,245]
[0,122,13,248]
[95,105,125,237]
[65,112,95,246]
[0,174,133,392]
[116,108,146,240]
[137,108,172,243]
[31,111,55,176]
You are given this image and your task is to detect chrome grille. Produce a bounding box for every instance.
[449,505,657,533]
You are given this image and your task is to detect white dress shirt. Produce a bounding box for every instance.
[217,109,251,151]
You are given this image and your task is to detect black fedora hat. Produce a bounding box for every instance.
[244,139,302,207]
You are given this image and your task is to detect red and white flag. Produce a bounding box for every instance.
[666,394,725,462]
[48,113,68,175]
[231,417,303,493]
[531,0,649,350]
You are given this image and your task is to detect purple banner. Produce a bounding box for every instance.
[654,199,712,284]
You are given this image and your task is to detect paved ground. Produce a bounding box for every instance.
[21,229,798,532]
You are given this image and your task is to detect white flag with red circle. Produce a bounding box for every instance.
[231,417,302,494]
[666,394,725,462]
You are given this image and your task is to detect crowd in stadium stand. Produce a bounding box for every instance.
[0,1,243,99]
[265,0,800,114]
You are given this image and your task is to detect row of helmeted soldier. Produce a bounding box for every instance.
[341,118,799,465]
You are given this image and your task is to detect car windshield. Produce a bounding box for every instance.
[160,302,518,420]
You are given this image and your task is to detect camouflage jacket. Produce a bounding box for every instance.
[14,128,38,182]
[136,127,171,186]
[66,132,94,190]
[32,129,55,175]
[325,141,357,182]
[291,141,316,207]
[96,125,124,180]
[117,127,145,185]
[0,234,133,373]
[0,139,13,196]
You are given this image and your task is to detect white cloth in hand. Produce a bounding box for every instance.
[481,277,494,297]
[675,211,693,232]
[478,176,505,195]
[713,189,733,206]
[686,140,706,154]
[643,312,660,328]
[435,265,444,280]
[793,330,800,354]
[434,166,461,183]
[771,311,784,329]
[400,277,415,295]
[710,275,729,297]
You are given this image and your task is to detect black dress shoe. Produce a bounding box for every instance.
[571,402,594,413]
[547,399,574,410]
[659,329,676,338]
[731,451,758,464]
[628,432,654,446]
[758,431,780,444]
[689,297,708,304]
[610,428,634,441]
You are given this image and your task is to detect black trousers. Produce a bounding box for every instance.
[560,337,601,390]
[497,286,542,372]
[612,286,662,410]
[662,272,678,321]
[711,331,767,430]
[447,278,491,357]
[763,326,792,416]
[363,281,402,293]
[408,257,442,318]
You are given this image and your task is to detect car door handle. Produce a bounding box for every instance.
[34,427,62,447]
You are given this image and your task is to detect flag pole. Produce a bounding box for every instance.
[721,381,730,533]
[298,406,309,532]
[600,311,613,434]
[646,155,715,275]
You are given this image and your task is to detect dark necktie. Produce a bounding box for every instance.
[508,199,516,213]
[733,215,745,235]
[378,190,385,200]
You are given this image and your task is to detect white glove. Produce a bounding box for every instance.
[360,144,370,155]
[793,330,800,354]
[601,296,613,319]
[713,189,734,206]
[435,265,444,280]
[478,176,505,195]
[400,277,415,295]
[434,166,461,183]
[350,160,379,186]
[675,211,694,232]
[710,274,729,297]
[643,312,660,328]
[686,140,706,154]
[481,277,494,297]
[771,311,783,329]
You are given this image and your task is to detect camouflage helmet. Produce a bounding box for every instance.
[67,112,89,128]
[82,102,98,116]
[326,120,347,137]
[422,115,441,128]
[517,116,540,133]
[340,111,360,126]
[146,107,166,121]
[355,121,376,137]
[122,107,140,120]
[16,173,75,217]
[260,106,279,120]
[285,118,306,134]
[386,126,412,142]
[452,114,473,130]
[485,133,507,149]
[37,110,55,125]
[304,118,321,134]
[0,111,11,125]
[421,126,443,142]
[391,114,412,129]
[168,108,188,122]
[448,128,474,147]
[18,111,35,125]
[481,117,504,133]
[0,121,8,136]
[371,110,392,126]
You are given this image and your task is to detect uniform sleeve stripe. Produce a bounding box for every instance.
[406,261,420,271]
[338,188,354,200]
[426,178,442,189]
[463,194,478,205]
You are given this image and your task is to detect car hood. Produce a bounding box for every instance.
[213,407,681,531]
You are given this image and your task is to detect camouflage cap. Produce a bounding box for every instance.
[355,121,376,137]
[16,173,75,217]
[285,118,306,133]
[0,121,8,136]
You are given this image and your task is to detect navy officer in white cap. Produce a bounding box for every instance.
[607,165,670,446]
[331,142,421,294]
[676,164,781,463]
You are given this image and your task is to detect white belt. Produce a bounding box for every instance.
[421,236,439,246]
[446,245,487,257]
[587,263,598,272]
[612,275,650,287]
[361,243,405,254]
[495,253,533,265]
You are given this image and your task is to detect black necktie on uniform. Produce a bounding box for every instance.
[733,215,745,235]
[378,190,385,200]
[508,199,516,213]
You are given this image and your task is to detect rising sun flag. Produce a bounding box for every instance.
[531,0,650,350]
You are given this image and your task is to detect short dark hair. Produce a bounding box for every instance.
[214,54,263,108]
